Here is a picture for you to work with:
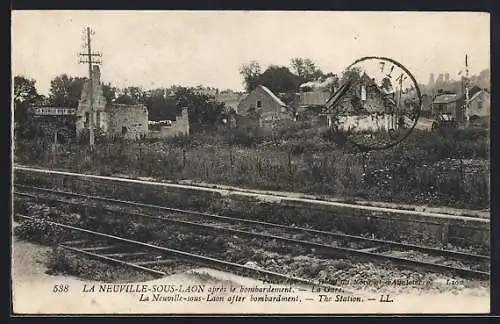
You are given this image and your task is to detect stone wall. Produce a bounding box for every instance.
[107,104,149,139]
[149,107,189,138]
[336,114,395,132]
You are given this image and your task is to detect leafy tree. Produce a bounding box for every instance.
[13,76,47,138]
[14,76,40,104]
[114,94,136,105]
[259,65,301,94]
[240,59,336,93]
[48,74,87,107]
[14,76,44,121]
[102,83,117,105]
[340,67,362,85]
[48,75,117,108]
[239,61,262,92]
[290,58,324,84]
[13,76,47,139]
[115,86,146,105]
[174,87,225,132]
[143,88,178,121]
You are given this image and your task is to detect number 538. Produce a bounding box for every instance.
[53,284,69,293]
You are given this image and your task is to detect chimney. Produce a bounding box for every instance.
[92,65,101,85]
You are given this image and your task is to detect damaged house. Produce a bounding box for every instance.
[325,73,398,132]
[75,66,148,139]
[288,90,333,125]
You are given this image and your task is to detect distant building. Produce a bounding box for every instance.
[288,90,332,124]
[431,93,465,122]
[430,85,489,126]
[467,88,490,126]
[237,85,292,128]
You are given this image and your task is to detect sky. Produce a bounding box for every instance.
[12,11,490,95]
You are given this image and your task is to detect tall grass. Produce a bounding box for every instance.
[14,127,490,209]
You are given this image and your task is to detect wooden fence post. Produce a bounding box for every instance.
[288,150,292,175]
[257,151,261,176]
[364,153,368,175]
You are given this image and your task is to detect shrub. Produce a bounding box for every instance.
[226,127,264,147]
[46,248,155,282]
[14,218,71,244]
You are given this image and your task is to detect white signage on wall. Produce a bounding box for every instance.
[33,107,76,116]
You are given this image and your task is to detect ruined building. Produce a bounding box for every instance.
[149,107,190,138]
[75,66,107,134]
[76,66,149,140]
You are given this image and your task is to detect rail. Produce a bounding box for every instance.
[15,188,490,280]
[16,214,346,291]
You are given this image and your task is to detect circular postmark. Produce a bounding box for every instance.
[327,56,422,150]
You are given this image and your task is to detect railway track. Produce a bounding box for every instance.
[15,214,347,292]
[14,185,490,280]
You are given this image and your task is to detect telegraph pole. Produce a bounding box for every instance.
[464,54,470,127]
[79,27,102,151]
[396,73,404,129]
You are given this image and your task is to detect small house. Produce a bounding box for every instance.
[237,85,292,128]
[467,88,490,126]
[431,93,465,122]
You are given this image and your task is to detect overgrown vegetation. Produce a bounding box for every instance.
[14,201,78,244]
[46,248,158,282]
[14,126,489,209]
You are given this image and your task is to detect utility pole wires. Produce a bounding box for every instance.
[79,27,102,151]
